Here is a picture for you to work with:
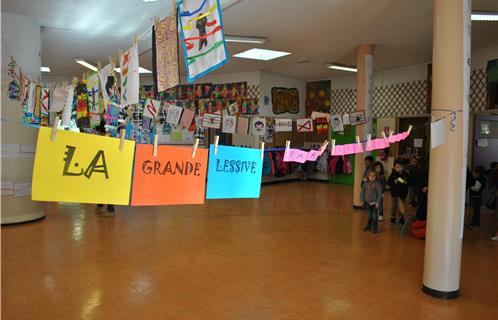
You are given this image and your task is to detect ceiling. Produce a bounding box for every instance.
[2,0,498,81]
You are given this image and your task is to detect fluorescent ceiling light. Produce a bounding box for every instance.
[471,11,498,21]
[327,63,357,72]
[142,0,161,2]
[233,48,290,61]
[74,59,98,71]
[225,35,266,44]
[114,67,153,74]
[40,66,51,72]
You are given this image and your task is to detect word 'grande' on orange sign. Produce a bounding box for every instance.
[130,144,208,206]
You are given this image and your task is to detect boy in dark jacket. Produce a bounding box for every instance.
[388,160,409,224]
[468,166,487,230]
[361,170,383,233]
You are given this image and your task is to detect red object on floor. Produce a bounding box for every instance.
[411,220,426,239]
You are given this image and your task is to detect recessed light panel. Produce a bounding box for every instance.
[233,48,291,61]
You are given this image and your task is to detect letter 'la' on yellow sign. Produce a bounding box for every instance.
[32,127,135,205]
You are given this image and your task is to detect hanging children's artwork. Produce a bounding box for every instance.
[143,98,161,119]
[251,117,266,136]
[296,118,313,133]
[315,117,329,134]
[264,119,274,143]
[241,98,259,115]
[86,73,101,128]
[26,82,36,115]
[32,127,135,205]
[203,112,222,129]
[40,88,50,125]
[222,115,237,134]
[120,43,140,107]
[178,0,229,82]
[62,85,75,126]
[75,80,89,128]
[179,108,195,128]
[306,80,331,116]
[98,63,115,106]
[236,116,249,134]
[166,105,183,125]
[271,87,300,114]
[330,114,344,132]
[349,111,367,125]
[33,85,42,119]
[274,118,293,132]
[342,114,351,125]
[131,144,208,205]
[50,86,66,112]
[206,145,263,199]
[155,13,180,92]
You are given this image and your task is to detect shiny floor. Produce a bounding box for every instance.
[2,182,497,320]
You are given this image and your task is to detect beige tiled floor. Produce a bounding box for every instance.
[2,182,497,319]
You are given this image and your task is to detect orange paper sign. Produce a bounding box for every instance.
[130,144,208,206]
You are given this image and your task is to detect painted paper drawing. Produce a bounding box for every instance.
[296,118,313,133]
[305,80,331,116]
[120,43,140,107]
[166,105,183,125]
[236,116,249,134]
[203,112,222,129]
[222,115,237,134]
[252,117,266,136]
[178,0,228,81]
[155,13,179,92]
[274,118,293,132]
[143,99,161,119]
[271,87,299,114]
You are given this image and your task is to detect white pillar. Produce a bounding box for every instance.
[1,13,45,224]
[422,0,471,299]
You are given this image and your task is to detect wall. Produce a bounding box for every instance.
[1,13,45,223]
[259,71,306,118]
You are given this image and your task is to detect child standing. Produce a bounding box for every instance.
[373,161,386,221]
[388,160,409,224]
[468,166,486,230]
[361,170,383,233]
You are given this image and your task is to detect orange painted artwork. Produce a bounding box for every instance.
[130,144,209,206]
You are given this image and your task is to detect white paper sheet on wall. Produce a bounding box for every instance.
[477,138,488,148]
[431,119,445,149]
[414,138,423,148]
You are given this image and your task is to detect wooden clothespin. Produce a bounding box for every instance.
[367,134,372,142]
[382,131,388,141]
[331,139,336,154]
[321,139,329,150]
[260,141,265,159]
[285,140,291,153]
[214,135,220,155]
[71,76,78,86]
[356,135,361,145]
[153,134,159,156]
[120,129,126,151]
[51,116,59,142]
[389,130,394,138]
[192,138,200,158]
[97,61,102,70]
[407,125,413,135]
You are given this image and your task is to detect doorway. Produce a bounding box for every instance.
[472,114,498,169]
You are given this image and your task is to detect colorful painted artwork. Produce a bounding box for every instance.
[251,117,266,136]
[120,43,139,107]
[131,144,208,205]
[143,99,161,119]
[315,117,329,135]
[306,80,331,116]
[206,145,263,199]
[296,118,313,133]
[271,87,299,114]
[155,13,179,92]
[86,73,101,128]
[32,127,135,205]
[264,119,274,143]
[99,63,115,106]
[40,88,50,126]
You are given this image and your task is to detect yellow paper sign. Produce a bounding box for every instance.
[32,127,135,205]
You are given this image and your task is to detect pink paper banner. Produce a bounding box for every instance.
[306,150,321,161]
[343,144,355,155]
[352,143,364,154]
[284,149,309,163]
[332,145,344,156]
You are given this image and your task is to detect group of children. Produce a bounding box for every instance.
[360,156,425,233]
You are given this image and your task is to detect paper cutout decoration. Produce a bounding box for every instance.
[236,116,249,134]
[311,111,330,120]
[222,115,237,134]
[32,127,135,205]
[86,73,101,128]
[330,114,344,132]
[62,85,75,126]
[264,119,274,143]
[352,142,364,153]
[206,145,263,199]
[98,63,115,106]
[143,99,161,119]
[366,138,389,151]
[315,117,329,134]
[26,82,36,114]
[120,43,139,107]
[296,118,313,133]
[349,111,367,125]
[155,13,179,91]
[252,117,266,136]
[40,88,50,117]
[431,119,445,149]
[342,114,351,125]
[342,143,355,155]
[274,118,293,132]
[50,86,66,112]
[178,0,229,82]
[203,112,222,129]
[332,145,345,156]
[179,108,195,128]
[284,149,309,163]
[271,87,300,114]
[131,145,208,205]
[166,105,183,125]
